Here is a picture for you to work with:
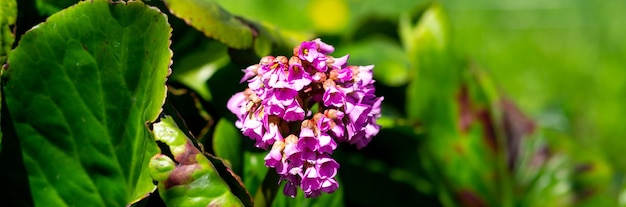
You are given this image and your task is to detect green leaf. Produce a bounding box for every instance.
[2,0,171,206]
[213,118,243,174]
[334,38,411,87]
[170,39,230,101]
[163,0,253,49]
[243,151,268,198]
[401,3,456,121]
[213,0,313,33]
[35,0,79,16]
[0,0,16,64]
[514,132,573,206]
[149,116,247,207]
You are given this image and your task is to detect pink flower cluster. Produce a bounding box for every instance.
[227,39,383,198]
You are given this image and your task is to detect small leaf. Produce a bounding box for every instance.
[164,0,253,49]
[35,0,79,16]
[213,118,243,174]
[253,30,273,57]
[3,0,172,206]
[150,116,249,207]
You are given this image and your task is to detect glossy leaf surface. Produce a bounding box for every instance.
[150,116,248,207]
[2,0,172,205]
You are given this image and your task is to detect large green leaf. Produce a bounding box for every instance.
[0,0,16,64]
[163,0,253,49]
[2,0,171,206]
[149,116,250,207]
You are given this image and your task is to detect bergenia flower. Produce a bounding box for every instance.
[227,38,384,198]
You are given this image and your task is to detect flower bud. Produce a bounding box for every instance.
[276,56,289,65]
[260,56,275,65]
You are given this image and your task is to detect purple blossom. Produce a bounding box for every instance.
[317,133,337,155]
[261,57,291,89]
[240,64,259,83]
[301,167,321,198]
[330,55,349,71]
[296,38,333,72]
[287,56,312,91]
[227,38,384,198]
[227,91,247,119]
[264,140,284,168]
[262,116,283,146]
[317,155,339,179]
[322,80,346,108]
[337,67,353,82]
[325,109,345,140]
[282,174,300,198]
[242,109,266,149]
[320,177,339,193]
[354,65,375,86]
[297,126,319,161]
[314,38,335,54]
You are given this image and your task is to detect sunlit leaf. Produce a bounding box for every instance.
[149,116,250,207]
[213,0,313,33]
[2,0,171,205]
[163,0,253,49]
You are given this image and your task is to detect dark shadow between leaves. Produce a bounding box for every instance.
[0,90,34,207]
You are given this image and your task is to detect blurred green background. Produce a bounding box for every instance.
[447,0,626,168]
